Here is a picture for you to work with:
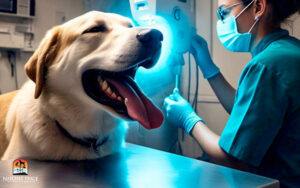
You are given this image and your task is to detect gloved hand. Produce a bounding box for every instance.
[164,89,203,134]
[190,35,220,79]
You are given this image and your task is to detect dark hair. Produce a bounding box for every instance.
[243,0,300,24]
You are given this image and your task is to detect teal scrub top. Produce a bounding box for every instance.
[218,29,300,188]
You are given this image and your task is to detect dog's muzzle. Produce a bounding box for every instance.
[137,28,163,44]
[82,28,164,130]
[136,28,163,68]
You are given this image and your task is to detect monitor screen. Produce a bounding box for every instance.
[0,0,15,13]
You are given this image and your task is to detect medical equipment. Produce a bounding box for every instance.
[173,54,184,91]
[130,0,195,53]
[129,0,195,92]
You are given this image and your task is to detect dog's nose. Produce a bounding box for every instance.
[136,29,163,44]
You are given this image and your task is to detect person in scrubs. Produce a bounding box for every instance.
[163,0,300,187]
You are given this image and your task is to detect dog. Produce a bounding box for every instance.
[0,11,164,160]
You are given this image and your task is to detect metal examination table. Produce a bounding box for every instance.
[0,143,279,188]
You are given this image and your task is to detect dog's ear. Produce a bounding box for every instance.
[25,26,61,99]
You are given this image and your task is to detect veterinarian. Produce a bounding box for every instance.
[164,0,300,187]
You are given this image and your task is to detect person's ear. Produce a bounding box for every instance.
[253,0,267,19]
[24,26,61,99]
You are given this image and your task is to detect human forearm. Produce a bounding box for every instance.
[191,121,247,170]
[207,73,236,114]
[163,88,247,170]
[190,35,235,112]
[191,121,227,161]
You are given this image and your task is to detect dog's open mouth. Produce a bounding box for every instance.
[82,68,163,129]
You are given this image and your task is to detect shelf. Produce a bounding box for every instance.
[21,48,35,53]
[0,12,34,19]
[0,47,35,53]
[0,46,22,50]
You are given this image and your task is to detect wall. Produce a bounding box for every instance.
[0,0,85,94]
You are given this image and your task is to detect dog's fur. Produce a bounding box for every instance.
[0,11,162,160]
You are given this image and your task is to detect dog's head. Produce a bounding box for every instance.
[24,11,164,130]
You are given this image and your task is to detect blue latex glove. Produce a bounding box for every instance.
[164,89,203,134]
[190,34,220,79]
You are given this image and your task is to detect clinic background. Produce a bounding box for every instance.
[0,0,299,158]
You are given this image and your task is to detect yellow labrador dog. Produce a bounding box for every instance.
[0,11,164,160]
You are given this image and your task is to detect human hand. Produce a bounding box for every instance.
[190,35,220,79]
[163,89,203,134]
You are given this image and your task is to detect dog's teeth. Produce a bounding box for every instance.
[107,87,112,94]
[102,80,108,90]
[111,92,117,99]
[98,77,103,85]
[117,96,123,102]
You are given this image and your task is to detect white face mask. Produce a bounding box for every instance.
[216,0,259,52]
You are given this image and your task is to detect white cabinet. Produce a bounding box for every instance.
[0,14,35,52]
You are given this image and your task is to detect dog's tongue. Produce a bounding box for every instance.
[107,77,163,129]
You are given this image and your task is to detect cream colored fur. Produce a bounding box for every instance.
[0,11,158,160]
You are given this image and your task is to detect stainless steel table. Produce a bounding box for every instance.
[0,143,279,188]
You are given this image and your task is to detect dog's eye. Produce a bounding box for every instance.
[83,25,107,34]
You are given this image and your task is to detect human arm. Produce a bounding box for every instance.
[164,90,247,170]
[191,121,247,170]
[195,61,287,169]
[164,56,286,172]
[207,73,236,113]
[191,35,236,113]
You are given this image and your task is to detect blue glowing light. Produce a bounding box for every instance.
[134,15,173,73]
[121,14,176,105]
[131,15,176,100]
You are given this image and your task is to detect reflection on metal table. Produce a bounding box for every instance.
[0,143,279,187]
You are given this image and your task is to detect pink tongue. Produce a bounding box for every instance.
[107,78,163,129]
